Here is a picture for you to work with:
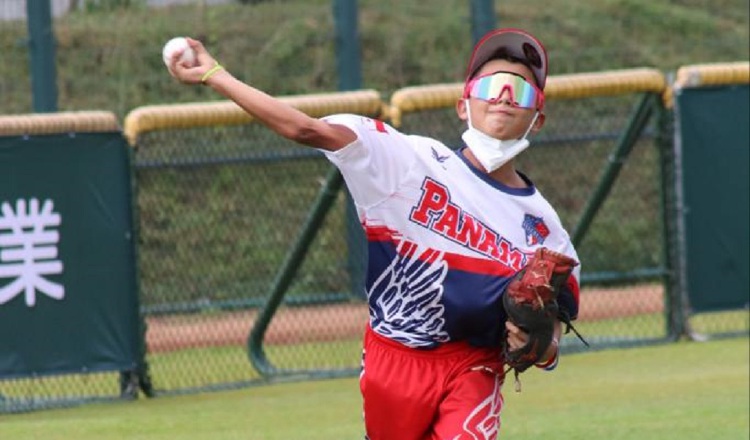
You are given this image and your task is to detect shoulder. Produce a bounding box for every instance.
[520,181,572,240]
[322,115,450,160]
[322,113,394,136]
[406,134,453,156]
[519,173,557,211]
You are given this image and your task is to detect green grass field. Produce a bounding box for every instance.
[2,337,747,440]
[1,309,746,404]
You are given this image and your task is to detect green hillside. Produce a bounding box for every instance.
[2,0,748,117]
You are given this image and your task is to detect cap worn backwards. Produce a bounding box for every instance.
[465,28,549,90]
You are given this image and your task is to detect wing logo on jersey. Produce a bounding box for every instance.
[522,214,550,246]
[369,240,449,348]
[431,146,451,164]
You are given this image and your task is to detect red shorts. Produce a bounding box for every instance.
[361,326,506,440]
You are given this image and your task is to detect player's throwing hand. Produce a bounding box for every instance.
[166,38,224,85]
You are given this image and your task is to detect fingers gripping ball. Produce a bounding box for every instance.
[502,248,578,377]
[162,37,196,68]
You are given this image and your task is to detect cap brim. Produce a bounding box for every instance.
[466,28,548,89]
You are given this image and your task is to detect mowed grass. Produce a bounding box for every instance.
[1,309,745,401]
[1,337,747,440]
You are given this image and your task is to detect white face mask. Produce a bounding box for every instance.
[461,99,539,172]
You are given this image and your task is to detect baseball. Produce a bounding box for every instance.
[162,37,196,68]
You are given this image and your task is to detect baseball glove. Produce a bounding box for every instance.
[502,247,586,390]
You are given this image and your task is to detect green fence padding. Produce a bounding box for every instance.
[0,132,140,378]
[676,84,750,312]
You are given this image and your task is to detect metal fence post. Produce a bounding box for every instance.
[332,0,367,300]
[654,95,685,340]
[248,168,345,376]
[470,0,497,43]
[571,93,657,247]
[26,0,58,112]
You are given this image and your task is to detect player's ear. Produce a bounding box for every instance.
[456,98,468,122]
[531,112,545,134]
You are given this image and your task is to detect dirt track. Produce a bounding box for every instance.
[145,284,663,353]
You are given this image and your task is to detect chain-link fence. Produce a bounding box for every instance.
[134,124,362,387]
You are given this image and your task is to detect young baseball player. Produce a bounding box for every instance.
[167,27,580,440]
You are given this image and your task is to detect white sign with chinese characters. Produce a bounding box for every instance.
[0,198,65,306]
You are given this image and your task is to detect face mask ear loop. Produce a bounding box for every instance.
[465,99,476,130]
[520,111,540,141]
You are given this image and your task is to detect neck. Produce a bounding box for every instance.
[462,148,528,188]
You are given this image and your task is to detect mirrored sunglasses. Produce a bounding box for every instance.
[464,71,544,109]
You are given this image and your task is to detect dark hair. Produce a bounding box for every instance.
[469,48,539,86]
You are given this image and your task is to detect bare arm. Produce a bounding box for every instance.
[166,38,357,151]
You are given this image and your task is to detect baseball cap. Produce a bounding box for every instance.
[465,28,548,89]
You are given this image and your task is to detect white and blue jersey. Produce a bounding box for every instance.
[320,114,580,349]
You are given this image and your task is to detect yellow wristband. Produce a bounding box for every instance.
[201,62,224,84]
[535,338,559,368]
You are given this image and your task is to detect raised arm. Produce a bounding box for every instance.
[166,38,357,151]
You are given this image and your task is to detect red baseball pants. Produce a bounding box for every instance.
[361,326,506,440]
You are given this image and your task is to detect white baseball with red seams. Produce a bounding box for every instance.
[162,37,195,68]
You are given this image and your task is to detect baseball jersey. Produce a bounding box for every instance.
[320,114,580,349]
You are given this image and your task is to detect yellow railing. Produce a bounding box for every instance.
[387,67,668,127]
[3,62,747,137]
[0,111,119,136]
[122,90,386,146]
[674,61,750,89]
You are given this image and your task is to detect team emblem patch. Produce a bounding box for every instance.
[522,213,550,246]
